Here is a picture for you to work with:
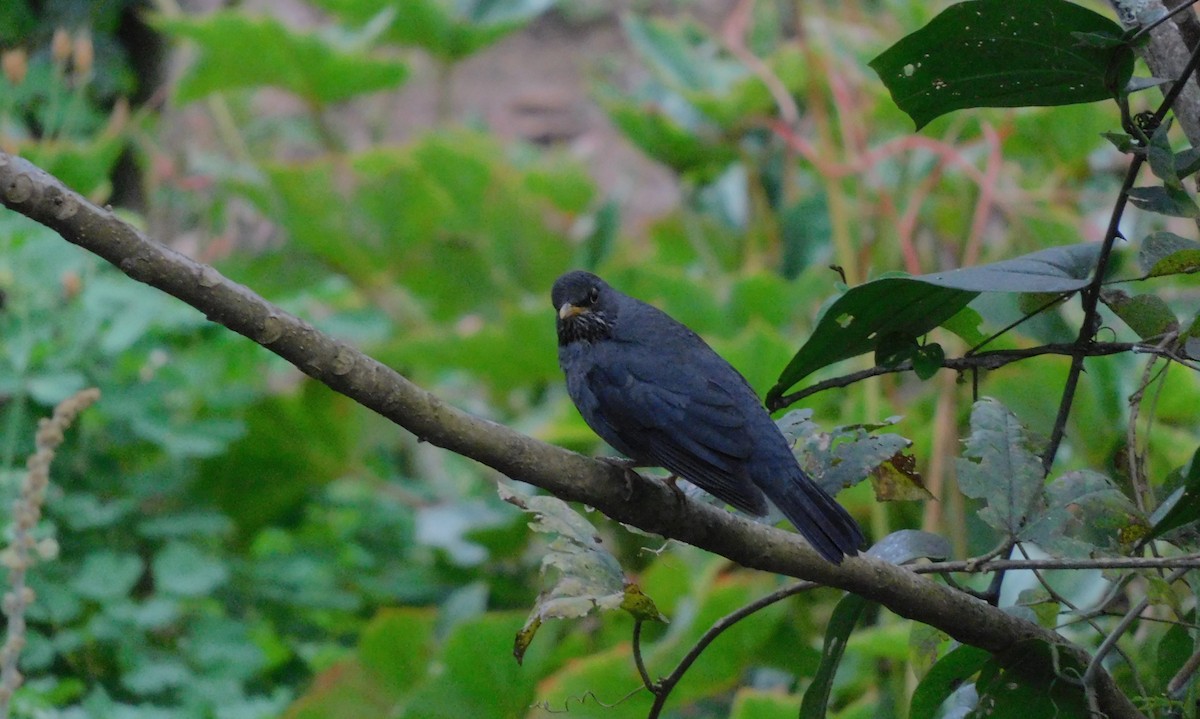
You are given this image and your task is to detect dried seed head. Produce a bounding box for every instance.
[2,48,27,86]
[72,30,93,78]
[51,28,71,64]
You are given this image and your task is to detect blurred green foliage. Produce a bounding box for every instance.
[3,0,1200,718]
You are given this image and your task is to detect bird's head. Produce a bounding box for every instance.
[551,270,618,345]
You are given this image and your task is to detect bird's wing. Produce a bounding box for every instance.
[584,348,768,516]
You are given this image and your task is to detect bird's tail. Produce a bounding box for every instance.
[767,471,863,564]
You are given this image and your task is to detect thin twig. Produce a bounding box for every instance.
[631,619,654,691]
[913,553,1200,575]
[645,581,818,719]
[1167,647,1200,699]
[1042,35,1200,473]
[1082,568,1191,695]
[1129,0,1200,41]
[1126,334,1176,512]
[1015,546,1149,700]
[771,341,1140,409]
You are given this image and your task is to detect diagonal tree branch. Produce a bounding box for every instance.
[0,151,1144,719]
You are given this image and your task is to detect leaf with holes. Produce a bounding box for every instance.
[956,399,1045,536]
[870,0,1134,129]
[501,487,665,664]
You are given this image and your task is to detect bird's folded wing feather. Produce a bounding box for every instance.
[584,351,768,515]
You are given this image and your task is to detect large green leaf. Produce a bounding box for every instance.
[156,11,409,104]
[870,0,1134,129]
[767,280,975,405]
[916,242,1100,292]
[767,244,1100,404]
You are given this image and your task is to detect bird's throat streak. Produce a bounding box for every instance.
[557,312,613,346]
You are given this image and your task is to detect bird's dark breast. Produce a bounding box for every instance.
[559,342,640,458]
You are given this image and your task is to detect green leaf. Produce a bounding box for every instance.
[731,691,801,719]
[312,0,554,60]
[1176,146,1200,178]
[940,306,987,346]
[122,657,193,696]
[577,200,619,270]
[910,645,990,719]
[1127,185,1200,218]
[767,280,976,404]
[975,642,1089,719]
[956,398,1045,536]
[870,0,1134,129]
[403,612,542,719]
[152,542,230,596]
[623,15,720,92]
[1102,131,1136,153]
[357,608,437,695]
[261,134,572,318]
[799,594,870,719]
[1146,120,1181,186]
[1157,619,1194,691]
[768,244,1101,403]
[599,88,737,178]
[17,135,127,200]
[912,342,945,380]
[500,487,664,664]
[875,332,922,369]
[1138,231,1200,277]
[1099,289,1178,340]
[1021,470,1142,556]
[73,551,143,601]
[1148,446,1200,540]
[197,382,357,537]
[156,11,409,104]
[797,422,914,497]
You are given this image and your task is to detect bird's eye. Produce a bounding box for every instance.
[587,286,600,304]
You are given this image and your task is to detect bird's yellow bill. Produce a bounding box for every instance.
[559,303,588,320]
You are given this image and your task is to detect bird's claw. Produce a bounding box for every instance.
[663,474,686,505]
[598,456,640,501]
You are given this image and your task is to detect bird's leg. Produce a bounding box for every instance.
[598,456,641,500]
[662,474,687,505]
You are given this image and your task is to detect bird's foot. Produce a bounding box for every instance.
[598,456,641,500]
[663,474,687,505]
